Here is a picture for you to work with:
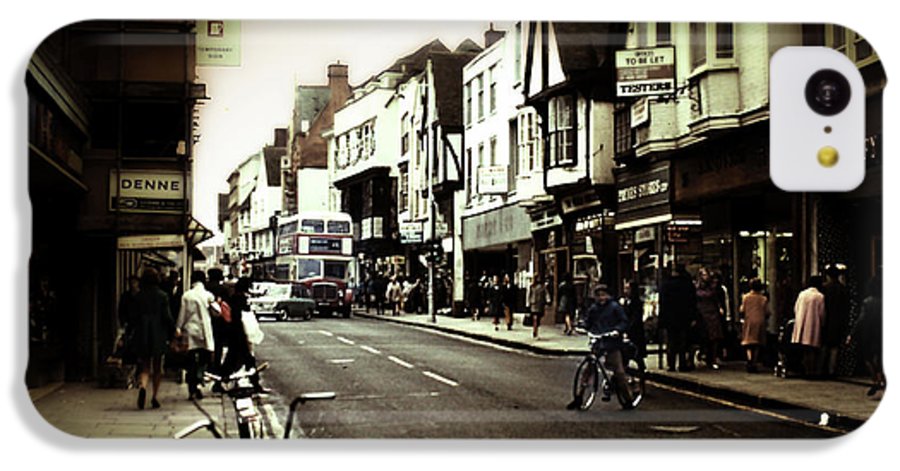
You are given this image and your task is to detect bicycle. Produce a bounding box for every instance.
[175,362,336,439]
[571,331,646,411]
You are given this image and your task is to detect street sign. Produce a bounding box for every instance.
[616,47,676,97]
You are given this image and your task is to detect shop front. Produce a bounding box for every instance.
[462,203,533,312]
[673,126,798,330]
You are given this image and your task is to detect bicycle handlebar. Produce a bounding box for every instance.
[587,331,621,339]
[204,362,270,383]
[283,392,337,439]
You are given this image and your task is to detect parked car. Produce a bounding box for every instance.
[248,282,316,321]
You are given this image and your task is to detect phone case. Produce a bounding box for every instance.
[26,20,884,439]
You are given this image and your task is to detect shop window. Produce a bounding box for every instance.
[548,94,576,167]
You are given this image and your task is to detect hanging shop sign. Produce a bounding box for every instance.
[109,169,186,214]
[196,20,242,67]
[615,47,676,97]
[631,97,650,127]
[400,221,424,244]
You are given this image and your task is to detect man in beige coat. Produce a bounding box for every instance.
[791,275,825,377]
[175,270,218,400]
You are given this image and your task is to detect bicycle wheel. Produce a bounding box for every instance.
[616,357,646,410]
[572,357,599,411]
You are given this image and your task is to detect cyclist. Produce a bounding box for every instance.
[567,284,632,409]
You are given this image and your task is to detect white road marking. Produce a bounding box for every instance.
[261,404,284,439]
[327,358,356,364]
[336,336,356,345]
[297,340,306,345]
[359,345,381,355]
[317,330,333,336]
[422,371,459,387]
[387,355,414,369]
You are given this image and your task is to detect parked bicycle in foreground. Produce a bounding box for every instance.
[174,362,336,439]
[570,330,646,411]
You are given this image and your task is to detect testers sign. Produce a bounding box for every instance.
[616,47,676,97]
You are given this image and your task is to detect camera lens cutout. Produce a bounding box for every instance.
[805,69,851,116]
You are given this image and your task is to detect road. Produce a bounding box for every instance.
[253,317,839,439]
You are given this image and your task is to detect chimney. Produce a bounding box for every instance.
[327,61,351,109]
[328,62,349,89]
[274,128,288,148]
[484,23,505,48]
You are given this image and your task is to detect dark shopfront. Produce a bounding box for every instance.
[529,189,617,324]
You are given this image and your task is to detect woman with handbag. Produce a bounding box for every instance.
[739,278,770,373]
[131,267,175,410]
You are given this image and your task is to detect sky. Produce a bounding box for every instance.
[192,20,507,242]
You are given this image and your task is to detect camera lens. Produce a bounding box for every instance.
[805,69,851,116]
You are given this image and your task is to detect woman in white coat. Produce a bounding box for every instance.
[175,270,218,400]
[791,275,825,377]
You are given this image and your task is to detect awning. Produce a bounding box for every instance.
[187,217,215,247]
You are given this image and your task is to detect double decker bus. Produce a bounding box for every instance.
[275,210,354,317]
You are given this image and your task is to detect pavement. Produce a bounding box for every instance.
[27,308,884,438]
[28,369,277,439]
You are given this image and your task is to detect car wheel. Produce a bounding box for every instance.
[278,308,289,322]
[304,309,313,321]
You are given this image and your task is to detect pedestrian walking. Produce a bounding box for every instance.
[488,274,504,331]
[529,276,548,339]
[465,271,482,321]
[376,274,389,316]
[387,276,403,316]
[659,264,698,372]
[739,278,769,373]
[206,268,228,376]
[622,280,647,370]
[558,273,576,335]
[695,267,725,369]
[479,270,491,317]
[221,277,262,391]
[847,275,884,396]
[175,271,217,400]
[131,267,175,410]
[791,275,826,377]
[821,264,850,377]
[502,273,516,330]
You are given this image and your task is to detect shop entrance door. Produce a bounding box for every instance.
[539,246,569,324]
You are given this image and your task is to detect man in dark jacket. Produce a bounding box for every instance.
[567,284,632,409]
[821,264,850,377]
[659,264,698,372]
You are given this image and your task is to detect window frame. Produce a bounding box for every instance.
[547,94,577,168]
[688,22,737,73]
[826,24,878,68]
